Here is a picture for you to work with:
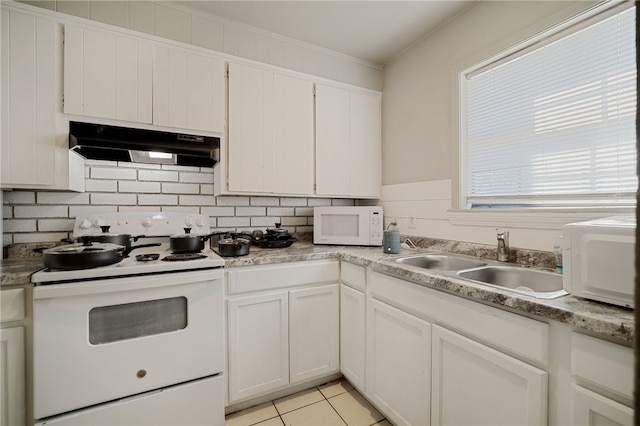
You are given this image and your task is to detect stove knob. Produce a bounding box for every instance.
[195,217,204,228]
[142,217,153,228]
[185,217,194,227]
[96,217,106,227]
[79,218,92,229]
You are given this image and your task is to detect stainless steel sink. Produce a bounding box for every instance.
[457,266,567,299]
[393,253,486,271]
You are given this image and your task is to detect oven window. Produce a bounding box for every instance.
[89,297,188,344]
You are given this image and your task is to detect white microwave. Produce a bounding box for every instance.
[313,206,383,246]
[562,216,635,308]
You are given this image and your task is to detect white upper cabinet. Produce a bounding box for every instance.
[153,45,225,133]
[316,83,381,199]
[64,24,225,134]
[64,25,153,124]
[227,62,314,195]
[1,9,84,191]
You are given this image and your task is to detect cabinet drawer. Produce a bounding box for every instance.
[1,287,25,323]
[227,260,339,294]
[340,262,366,291]
[571,332,633,403]
[369,271,549,366]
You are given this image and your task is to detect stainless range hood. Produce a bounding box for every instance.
[69,121,220,167]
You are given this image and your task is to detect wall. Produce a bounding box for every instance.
[17,0,382,91]
[379,1,631,251]
[2,161,354,245]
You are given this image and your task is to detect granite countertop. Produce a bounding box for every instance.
[2,241,634,344]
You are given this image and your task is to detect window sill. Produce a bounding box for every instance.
[447,207,636,230]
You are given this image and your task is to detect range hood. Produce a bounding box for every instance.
[69,121,220,167]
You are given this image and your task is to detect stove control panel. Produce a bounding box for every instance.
[73,212,211,238]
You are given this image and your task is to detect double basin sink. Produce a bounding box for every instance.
[392,253,567,299]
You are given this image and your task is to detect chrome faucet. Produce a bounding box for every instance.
[496,228,509,262]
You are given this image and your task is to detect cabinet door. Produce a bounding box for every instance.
[340,285,366,391]
[315,84,350,196]
[349,91,381,198]
[366,298,431,426]
[315,83,381,198]
[64,25,152,123]
[1,10,57,186]
[153,46,224,133]
[0,327,25,426]
[228,62,274,193]
[227,292,289,402]
[272,74,314,195]
[431,325,547,426]
[571,384,633,426]
[289,284,340,384]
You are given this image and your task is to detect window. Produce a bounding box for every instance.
[460,3,636,209]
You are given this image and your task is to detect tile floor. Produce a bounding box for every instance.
[225,379,392,426]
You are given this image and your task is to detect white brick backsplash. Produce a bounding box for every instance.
[118,161,160,170]
[38,219,75,232]
[4,219,37,232]
[178,195,217,206]
[119,180,161,193]
[3,234,12,246]
[250,196,279,206]
[236,207,266,216]
[162,183,200,194]
[138,170,179,182]
[267,207,295,216]
[91,193,137,205]
[308,198,332,206]
[218,217,251,227]
[14,232,68,243]
[2,161,359,244]
[85,179,118,192]
[280,197,307,206]
[14,205,68,218]
[37,192,90,205]
[69,205,118,217]
[179,172,213,183]
[161,206,200,214]
[138,194,179,205]
[251,216,281,227]
[217,196,250,206]
[201,184,214,195]
[295,207,314,216]
[3,191,35,204]
[91,167,137,180]
[281,217,307,226]
[332,199,355,206]
[162,164,201,172]
[201,207,235,216]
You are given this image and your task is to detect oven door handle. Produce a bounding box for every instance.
[34,269,223,299]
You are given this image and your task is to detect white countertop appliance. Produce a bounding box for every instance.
[31,212,225,425]
[562,215,635,309]
[313,206,383,246]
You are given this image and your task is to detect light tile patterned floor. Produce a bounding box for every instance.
[225,379,392,426]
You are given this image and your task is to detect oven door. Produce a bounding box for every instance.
[33,269,224,420]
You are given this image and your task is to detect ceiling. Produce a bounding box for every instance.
[177,1,475,65]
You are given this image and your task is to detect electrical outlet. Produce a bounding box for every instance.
[409,217,416,229]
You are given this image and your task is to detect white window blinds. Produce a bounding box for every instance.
[463,5,636,208]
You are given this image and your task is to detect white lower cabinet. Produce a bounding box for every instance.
[226,260,340,404]
[571,384,633,426]
[227,291,289,402]
[0,327,26,426]
[340,284,366,391]
[431,325,547,426]
[366,298,431,426]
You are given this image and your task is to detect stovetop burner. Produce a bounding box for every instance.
[162,253,208,262]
